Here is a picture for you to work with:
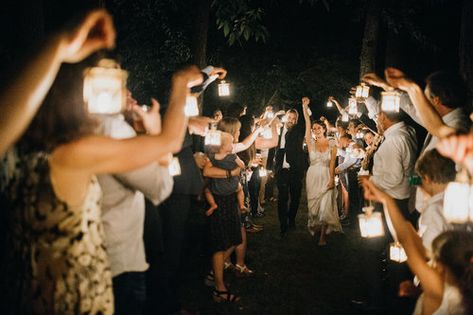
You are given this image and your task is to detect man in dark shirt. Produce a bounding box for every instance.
[274,106,307,237]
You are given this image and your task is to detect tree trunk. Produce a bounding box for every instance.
[192,0,210,68]
[359,0,381,79]
[191,0,210,112]
[459,0,473,100]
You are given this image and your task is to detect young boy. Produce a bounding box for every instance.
[205,132,247,216]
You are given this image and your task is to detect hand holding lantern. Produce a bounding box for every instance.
[132,98,161,135]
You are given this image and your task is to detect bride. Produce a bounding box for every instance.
[302,97,342,246]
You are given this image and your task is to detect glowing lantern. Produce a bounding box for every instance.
[259,168,268,177]
[218,80,230,96]
[83,59,128,114]
[381,90,401,112]
[390,242,407,263]
[348,97,358,115]
[168,157,181,177]
[341,112,349,122]
[205,126,222,146]
[281,115,288,123]
[185,95,199,117]
[443,179,473,224]
[358,207,384,238]
[326,101,333,108]
[355,83,370,98]
[266,111,275,119]
[261,127,273,139]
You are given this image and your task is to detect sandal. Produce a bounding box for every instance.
[212,289,240,303]
[224,262,236,272]
[234,264,254,278]
[204,271,215,287]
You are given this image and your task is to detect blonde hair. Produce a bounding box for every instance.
[217,117,241,140]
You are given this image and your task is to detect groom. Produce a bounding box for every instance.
[274,99,308,237]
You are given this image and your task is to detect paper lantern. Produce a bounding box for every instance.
[358,209,384,238]
[443,181,472,224]
[83,59,128,114]
[261,127,273,139]
[348,97,358,115]
[381,90,401,112]
[341,112,349,122]
[185,96,199,117]
[205,127,222,146]
[355,83,370,98]
[168,157,181,177]
[218,80,230,96]
[390,242,407,263]
[266,111,275,119]
[259,168,267,177]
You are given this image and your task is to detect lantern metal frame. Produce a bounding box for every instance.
[381,90,401,112]
[83,59,128,115]
[218,80,230,97]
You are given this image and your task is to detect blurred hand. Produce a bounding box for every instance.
[302,97,310,107]
[384,67,414,91]
[334,167,341,175]
[437,133,473,174]
[209,67,227,79]
[399,280,421,298]
[189,116,214,136]
[158,153,173,166]
[275,110,286,116]
[60,9,116,63]
[326,178,335,189]
[193,152,209,169]
[360,177,388,203]
[132,98,161,135]
[174,65,204,88]
[362,73,390,89]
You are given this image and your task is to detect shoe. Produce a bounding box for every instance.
[350,299,386,312]
[212,289,240,303]
[234,264,254,278]
[339,213,347,220]
[204,271,215,287]
[224,262,236,272]
[246,226,263,233]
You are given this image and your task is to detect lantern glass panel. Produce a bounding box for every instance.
[358,211,384,238]
[168,157,181,177]
[205,129,222,146]
[362,85,370,98]
[259,168,267,177]
[218,80,230,96]
[326,101,333,108]
[381,91,401,112]
[390,242,407,263]
[185,96,199,117]
[84,60,127,115]
[443,182,471,223]
[348,98,358,115]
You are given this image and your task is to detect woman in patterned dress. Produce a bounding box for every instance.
[0,10,204,314]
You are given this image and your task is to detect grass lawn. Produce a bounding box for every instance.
[179,193,372,315]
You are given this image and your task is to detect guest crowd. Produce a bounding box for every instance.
[0,9,472,315]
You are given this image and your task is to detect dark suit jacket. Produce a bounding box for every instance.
[274,123,307,176]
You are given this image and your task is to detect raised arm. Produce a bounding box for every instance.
[328,96,346,116]
[203,159,242,178]
[385,68,455,138]
[361,179,443,300]
[255,117,280,149]
[52,66,203,176]
[233,126,264,153]
[302,97,315,153]
[0,9,115,156]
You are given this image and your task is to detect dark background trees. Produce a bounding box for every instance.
[0,0,470,117]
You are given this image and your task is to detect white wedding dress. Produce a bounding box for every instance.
[306,145,342,236]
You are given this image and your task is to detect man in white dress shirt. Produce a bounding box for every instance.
[95,96,174,315]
